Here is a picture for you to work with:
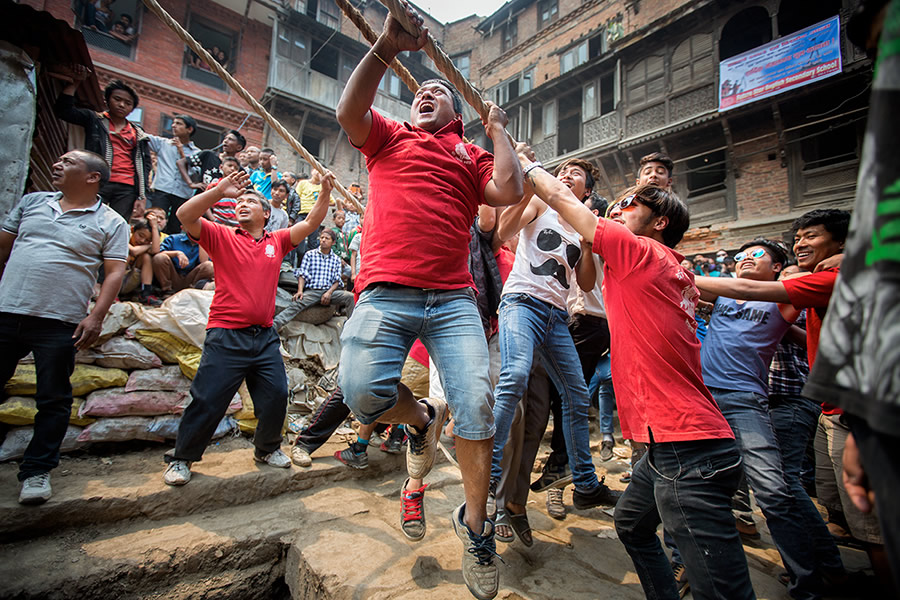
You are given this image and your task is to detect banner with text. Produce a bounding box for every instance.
[718,15,842,111]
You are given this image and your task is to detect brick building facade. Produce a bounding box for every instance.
[443,0,871,254]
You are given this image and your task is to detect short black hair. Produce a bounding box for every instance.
[131,218,150,233]
[584,193,608,214]
[618,184,690,248]
[227,129,246,150]
[74,150,110,185]
[120,13,133,24]
[271,180,290,193]
[640,152,675,177]
[320,228,337,243]
[221,156,240,167]
[104,80,139,109]
[260,147,275,155]
[420,78,463,115]
[738,238,789,268]
[792,209,851,244]
[555,159,596,195]
[174,114,196,136]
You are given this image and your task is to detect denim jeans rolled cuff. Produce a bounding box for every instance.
[338,286,494,440]
[491,293,597,490]
[710,386,832,599]
[615,437,755,600]
[173,326,288,462]
[0,313,78,481]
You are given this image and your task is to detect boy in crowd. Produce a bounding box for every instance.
[55,75,152,220]
[151,228,213,294]
[250,148,280,200]
[179,130,246,193]
[147,115,200,233]
[266,181,291,232]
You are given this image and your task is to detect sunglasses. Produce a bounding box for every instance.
[734,248,766,262]
[606,194,645,217]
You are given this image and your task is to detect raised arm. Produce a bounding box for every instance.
[289,171,334,247]
[483,103,524,206]
[335,8,427,147]
[575,237,596,292]
[694,275,791,303]
[496,194,542,243]
[176,170,250,239]
[516,144,600,244]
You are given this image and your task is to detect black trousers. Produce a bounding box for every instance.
[171,326,288,462]
[0,313,77,481]
[548,314,611,465]
[100,181,138,221]
[294,386,388,453]
[150,190,190,234]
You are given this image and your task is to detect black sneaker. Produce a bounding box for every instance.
[140,292,163,307]
[530,461,573,492]
[572,477,622,509]
[334,445,368,469]
[381,426,405,454]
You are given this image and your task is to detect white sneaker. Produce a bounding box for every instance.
[291,446,312,467]
[255,448,292,468]
[18,473,52,505]
[163,460,192,486]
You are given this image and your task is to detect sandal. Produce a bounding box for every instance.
[495,508,514,543]
[508,511,533,547]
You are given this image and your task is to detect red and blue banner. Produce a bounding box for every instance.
[719,15,843,111]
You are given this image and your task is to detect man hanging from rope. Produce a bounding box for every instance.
[335,6,523,600]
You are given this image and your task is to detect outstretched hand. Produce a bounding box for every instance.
[319,170,335,195]
[216,170,251,198]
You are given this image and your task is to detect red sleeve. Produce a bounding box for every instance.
[472,145,494,205]
[197,219,228,255]
[357,109,400,158]
[592,218,646,278]
[275,227,295,257]
[782,269,838,310]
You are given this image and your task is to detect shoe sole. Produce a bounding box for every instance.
[402,524,426,541]
[334,456,368,470]
[291,457,312,467]
[531,472,573,493]
[18,494,51,505]
[253,457,292,469]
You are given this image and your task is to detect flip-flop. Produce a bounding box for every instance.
[495,508,514,543]
[508,511,533,547]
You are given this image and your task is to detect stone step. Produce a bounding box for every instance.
[0,435,407,543]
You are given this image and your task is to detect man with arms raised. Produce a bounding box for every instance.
[335,7,523,600]
[515,144,754,599]
[162,168,332,485]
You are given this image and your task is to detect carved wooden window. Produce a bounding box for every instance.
[671,33,713,91]
[626,54,664,107]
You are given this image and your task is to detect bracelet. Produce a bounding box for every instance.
[372,51,391,68]
[523,161,544,177]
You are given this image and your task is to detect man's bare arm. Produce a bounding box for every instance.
[74,258,125,349]
[694,275,791,303]
[290,171,334,247]
[176,170,250,239]
[483,103,524,206]
[575,237,596,292]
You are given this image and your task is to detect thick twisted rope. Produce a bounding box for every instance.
[140,0,364,215]
[378,0,491,122]
[334,0,420,94]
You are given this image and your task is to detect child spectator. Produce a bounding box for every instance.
[266,181,291,232]
[121,219,162,306]
[206,156,241,227]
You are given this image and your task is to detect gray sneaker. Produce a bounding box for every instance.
[254,448,292,468]
[406,397,447,480]
[291,445,312,467]
[18,473,52,505]
[163,460,192,486]
[451,503,499,600]
[599,439,615,462]
[546,487,566,520]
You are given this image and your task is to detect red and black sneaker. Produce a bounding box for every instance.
[400,478,427,541]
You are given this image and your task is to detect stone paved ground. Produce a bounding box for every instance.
[0,435,874,599]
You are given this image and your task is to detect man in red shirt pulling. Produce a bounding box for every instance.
[514,143,755,599]
[335,7,523,600]
[162,168,332,486]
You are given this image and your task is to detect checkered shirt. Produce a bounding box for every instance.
[295,247,342,290]
[768,309,809,398]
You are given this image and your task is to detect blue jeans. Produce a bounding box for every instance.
[0,313,77,481]
[615,438,755,600]
[492,294,598,490]
[339,286,493,440]
[770,397,843,573]
[710,387,833,600]
[588,354,615,434]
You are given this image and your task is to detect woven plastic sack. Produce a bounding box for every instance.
[5,364,128,397]
[80,388,190,418]
[94,337,163,370]
[76,416,162,443]
[233,382,255,420]
[125,366,191,393]
[148,415,237,440]
[134,330,202,379]
[0,425,84,461]
[0,396,94,427]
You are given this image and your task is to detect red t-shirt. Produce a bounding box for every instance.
[106,115,136,186]
[353,110,493,291]
[593,219,734,443]
[782,268,839,414]
[197,221,295,329]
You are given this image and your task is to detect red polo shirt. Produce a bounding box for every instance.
[198,221,294,329]
[353,109,493,291]
[594,218,734,444]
